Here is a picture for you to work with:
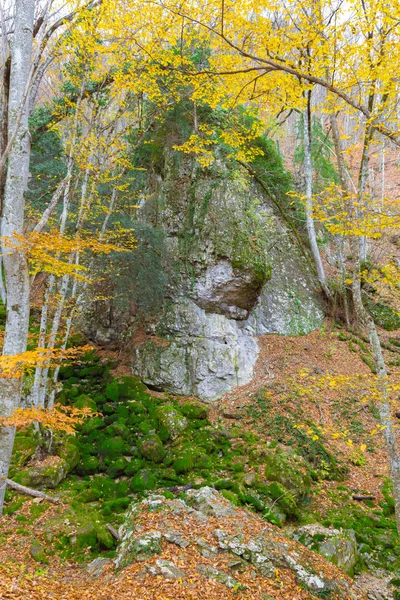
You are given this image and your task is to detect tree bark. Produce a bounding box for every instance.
[331,112,400,535]
[0,0,35,516]
[303,93,330,297]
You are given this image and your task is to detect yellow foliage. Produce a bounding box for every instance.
[0,345,92,379]
[0,405,94,434]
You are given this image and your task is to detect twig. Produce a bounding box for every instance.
[6,478,59,503]
[106,524,120,541]
[352,494,375,501]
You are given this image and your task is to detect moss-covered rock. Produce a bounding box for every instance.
[99,436,126,458]
[180,402,209,420]
[105,381,119,401]
[75,455,100,476]
[294,524,358,576]
[367,300,400,331]
[138,434,165,463]
[172,448,196,474]
[10,431,38,472]
[15,457,70,489]
[264,445,312,499]
[106,456,129,477]
[30,540,48,564]
[55,440,80,472]
[124,458,145,476]
[75,394,97,411]
[156,405,188,440]
[130,469,157,492]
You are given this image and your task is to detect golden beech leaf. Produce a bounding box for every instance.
[0,404,95,433]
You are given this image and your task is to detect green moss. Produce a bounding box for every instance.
[118,376,147,398]
[180,402,209,420]
[75,455,100,476]
[264,446,312,499]
[220,490,240,505]
[105,381,120,401]
[103,497,131,516]
[138,434,165,463]
[173,449,195,474]
[367,300,400,331]
[106,457,129,477]
[80,416,104,434]
[130,469,157,492]
[124,458,145,476]
[99,436,126,458]
[75,394,97,411]
[155,404,188,440]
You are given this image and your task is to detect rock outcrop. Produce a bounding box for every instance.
[85,138,324,401]
[113,487,360,598]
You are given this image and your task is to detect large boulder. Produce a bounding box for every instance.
[83,137,323,401]
[113,488,360,598]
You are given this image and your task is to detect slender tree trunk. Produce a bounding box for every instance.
[0,0,35,516]
[351,240,400,534]
[331,112,400,535]
[303,93,330,297]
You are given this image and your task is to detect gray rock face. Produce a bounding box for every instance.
[193,259,262,319]
[134,299,259,402]
[185,486,236,517]
[85,148,324,401]
[113,488,360,598]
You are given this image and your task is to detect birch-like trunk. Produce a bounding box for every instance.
[303,95,330,297]
[0,0,35,515]
[351,241,400,535]
[331,113,400,535]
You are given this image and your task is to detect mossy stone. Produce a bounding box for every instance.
[156,405,188,440]
[102,403,116,415]
[106,422,130,439]
[367,300,400,331]
[214,479,235,491]
[220,490,240,506]
[76,455,100,476]
[56,441,80,471]
[173,449,195,474]
[102,497,131,516]
[138,434,165,463]
[11,432,38,470]
[99,436,126,458]
[105,382,119,401]
[30,540,48,564]
[90,475,117,500]
[75,394,97,412]
[79,365,104,377]
[268,481,297,517]
[59,365,75,379]
[71,523,98,549]
[138,420,157,435]
[96,527,115,549]
[80,416,104,434]
[106,456,129,478]
[124,458,145,476]
[15,458,69,488]
[180,402,209,420]
[130,469,157,492]
[118,376,147,398]
[264,445,312,499]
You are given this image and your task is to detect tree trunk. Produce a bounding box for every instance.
[0,0,35,516]
[331,111,400,534]
[303,93,330,297]
[351,242,400,534]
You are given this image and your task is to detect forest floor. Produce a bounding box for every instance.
[0,321,399,600]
